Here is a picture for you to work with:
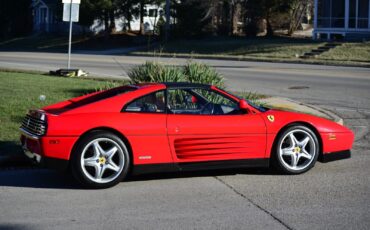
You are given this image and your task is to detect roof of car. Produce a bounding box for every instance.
[132,82,213,90]
[163,82,211,89]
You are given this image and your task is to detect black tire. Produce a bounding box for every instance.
[272,125,319,174]
[71,131,130,189]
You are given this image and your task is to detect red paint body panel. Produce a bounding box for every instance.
[170,134,266,162]
[21,135,77,160]
[41,136,77,160]
[321,132,355,153]
[262,110,354,157]
[167,114,266,162]
[20,83,354,169]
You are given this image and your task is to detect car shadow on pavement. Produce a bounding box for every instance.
[0,167,281,189]
[127,167,280,183]
[0,224,38,230]
[0,169,79,189]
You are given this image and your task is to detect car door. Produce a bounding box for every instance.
[166,87,267,163]
[121,90,173,165]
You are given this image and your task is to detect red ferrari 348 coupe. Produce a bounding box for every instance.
[20,82,354,188]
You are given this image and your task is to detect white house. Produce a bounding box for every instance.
[313,0,370,39]
[91,5,165,34]
[31,0,165,34]
[32,0,57,32]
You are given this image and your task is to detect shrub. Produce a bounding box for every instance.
[183,62,225,88]
[94,81,121,92]
[128,61,186,83]
[128,61,225,89]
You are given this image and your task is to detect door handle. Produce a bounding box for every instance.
[174,126,180,133]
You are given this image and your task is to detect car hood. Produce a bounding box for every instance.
[261,109,352,134]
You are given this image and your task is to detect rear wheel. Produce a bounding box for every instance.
[71,131,130,188]
[273,125,319,174]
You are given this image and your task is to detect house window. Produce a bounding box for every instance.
[317,0,345,28]
[349,0,369,28]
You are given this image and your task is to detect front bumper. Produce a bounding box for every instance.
[320,150,351,163]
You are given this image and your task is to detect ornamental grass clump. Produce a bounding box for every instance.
[128,61,185,84]
[128,61,225,89]
[183,62,225,88]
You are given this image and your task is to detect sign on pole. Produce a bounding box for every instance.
[63,3,80,22]
[62,0,80,69]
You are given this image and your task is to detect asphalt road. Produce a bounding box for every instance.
[0,52,369,230]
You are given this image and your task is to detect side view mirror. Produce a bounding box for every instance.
[239,99,249,109]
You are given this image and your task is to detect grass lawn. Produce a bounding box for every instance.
[316,41,370,65]
[0,33,155,52]
[132,37,370,67]
[0,71,121,156]
[133,37,325,60]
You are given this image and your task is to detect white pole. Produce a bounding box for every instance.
[67,0,73,69]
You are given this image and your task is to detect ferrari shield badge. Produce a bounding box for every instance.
[267,115,275,122]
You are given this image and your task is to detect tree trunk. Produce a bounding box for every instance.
[229,1,234,35]
[109,9,116,33]
[232,2,240,35]
[288,1,307,36]
[265,11,274,37]
[139,0,145,35]
[126,7,132,31]
[104,11,110,39]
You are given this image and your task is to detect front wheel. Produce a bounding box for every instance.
[71,131,130,188]
[273,125,319,174]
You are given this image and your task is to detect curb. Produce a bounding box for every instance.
[295,101,343,125]
[128,53,370,69]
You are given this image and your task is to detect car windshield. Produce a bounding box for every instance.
[215,89,268,113]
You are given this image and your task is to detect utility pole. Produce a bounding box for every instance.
[165,0,170,42]
[68,0,73,69]
[62,0,80,69]
[54,0,86,77]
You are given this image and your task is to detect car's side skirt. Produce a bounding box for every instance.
[132,158,269,175]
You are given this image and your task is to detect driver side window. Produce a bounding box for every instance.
[167,88,238,115]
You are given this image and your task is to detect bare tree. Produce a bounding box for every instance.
[288,0,312,35]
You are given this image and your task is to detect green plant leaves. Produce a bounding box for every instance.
[128,61,224,88]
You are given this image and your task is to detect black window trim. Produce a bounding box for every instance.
[121,90,167,114]
[121,87,243,115]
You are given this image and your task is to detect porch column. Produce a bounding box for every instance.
[38,8,41,31]
[46,8,49,32]
[368,0,370,29]
[314,0,318,39]
[345,0,349,29]
[314,0,318,28]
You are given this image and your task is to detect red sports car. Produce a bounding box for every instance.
[20,83,354,188]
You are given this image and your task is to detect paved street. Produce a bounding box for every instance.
[0,52,369,229]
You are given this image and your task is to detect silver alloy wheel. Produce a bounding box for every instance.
[80,138,125,184]
[279,129,316,171]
